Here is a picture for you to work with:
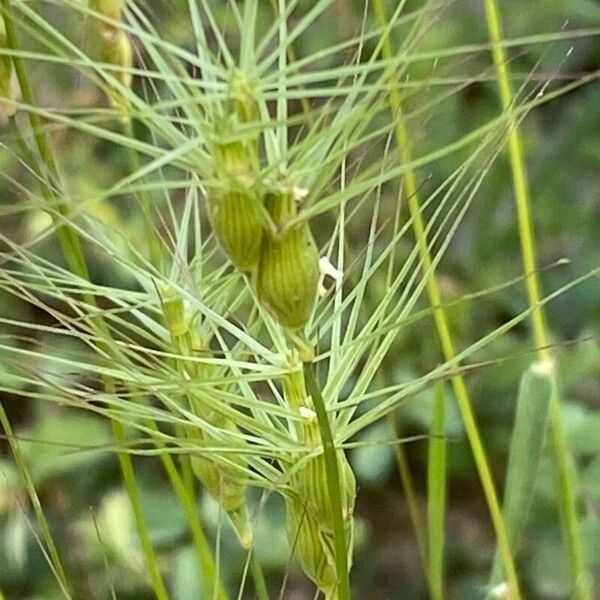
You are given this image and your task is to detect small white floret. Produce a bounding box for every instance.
[298,406,316,422]
[319,256,343,282]
[532,358,555,377]
[293,186,309,201]
[490,582,509,599]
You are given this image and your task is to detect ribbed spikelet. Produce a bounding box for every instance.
[160,284,252,548]
[187,410,252,549]
[256,190,319,330]
[286,494,337,594]
[283,365,356,598]
[207,71,263,270]
[208,188,263,271]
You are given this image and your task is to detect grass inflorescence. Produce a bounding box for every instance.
[0,1,598,598]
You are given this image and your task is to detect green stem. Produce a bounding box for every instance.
[389,416,429,577]
[428,381,447,600]
[303,362,350,600]
[1,4,169,596]
[483,2,590,597]
[112,421,169,600]
[0,404,71,597]
[372,1,522,597]
[167,425,230,600]
[250,552,269,600]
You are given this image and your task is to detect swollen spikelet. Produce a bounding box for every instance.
[208,187,264,271]
[257,188,320,330]
[160,285,252,548]
[206,71,263,270]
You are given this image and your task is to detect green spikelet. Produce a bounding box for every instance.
[160,284,252,548]
[286,450,356,597]
[295,451,356,527]
[283,364,356,598]
[89,0,123,23]
[286,494,337,594]
[207,71,263,271]
[207,186,264,271]
[188,411,252,549]
[257,190,319,330]
[228,68,258,124]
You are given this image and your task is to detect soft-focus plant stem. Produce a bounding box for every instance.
[428,382,447,600]
[304,361,350,600]
[0,403,71,597]
[0,4,169,597]
[250,552,269,600]
[111,420,168,600]
[389,417,428,574]
[483,1,591,597]
[372,1,521,597]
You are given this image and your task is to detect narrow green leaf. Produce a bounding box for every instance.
[490,361,553,587]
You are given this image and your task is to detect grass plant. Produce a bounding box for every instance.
[0,1,598,598]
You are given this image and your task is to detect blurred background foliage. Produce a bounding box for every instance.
[0,0,599,598]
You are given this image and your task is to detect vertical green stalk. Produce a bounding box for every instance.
[483,2,591,597]
[111,421,169,600]
[427,381,447,600]
[0,404,70,596]
[0,3,169,597]
[250,552,269,600]
[304,361,350,600]
[389,417,429,576]
[372,1,522,597]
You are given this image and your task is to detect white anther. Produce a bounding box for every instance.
[319,256,343,282]
[298,406,316,422]
[293,186,309,201]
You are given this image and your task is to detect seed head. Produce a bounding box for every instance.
[286,452,355,598]
[207,80,262,270]
[295,450,356,528]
